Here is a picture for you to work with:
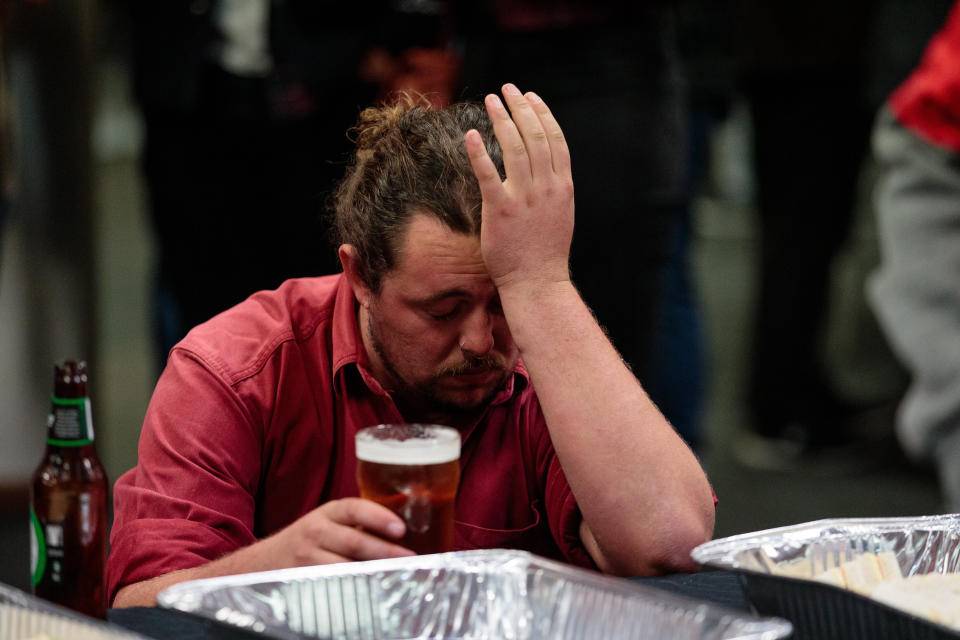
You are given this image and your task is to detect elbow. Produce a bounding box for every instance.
[651,501,716,574]
[646,517,714,575]
[591,506,715,577]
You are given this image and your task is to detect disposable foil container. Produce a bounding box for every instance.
[157,549,792,639]
[0,582,148,640]
[692,514,960,640]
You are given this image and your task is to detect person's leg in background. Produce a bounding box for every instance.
[646,105,720,450]
[743,69,874,451]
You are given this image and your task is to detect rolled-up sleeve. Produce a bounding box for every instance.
[107,348,262,602]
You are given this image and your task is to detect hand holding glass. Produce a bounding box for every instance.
[355,424,460,555]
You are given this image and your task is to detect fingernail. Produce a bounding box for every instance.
[387,522,405,537]
[526,91,541,103]
[503,83,521,96]
[487,94,503,109]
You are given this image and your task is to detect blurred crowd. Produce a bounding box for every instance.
[3,0,960,507]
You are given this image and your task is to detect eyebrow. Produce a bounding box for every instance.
[413,289,472,306]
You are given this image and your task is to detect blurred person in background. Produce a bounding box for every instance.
[868,0,960,511]
[129,1,449,371]
[736,1,955,467]
[646,0,737,450]
[734,1,884,464]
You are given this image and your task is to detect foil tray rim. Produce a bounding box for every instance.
[691,513,960,567]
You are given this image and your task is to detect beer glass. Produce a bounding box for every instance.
[355,424,460,555]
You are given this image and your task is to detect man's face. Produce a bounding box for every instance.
[358,213,519,415]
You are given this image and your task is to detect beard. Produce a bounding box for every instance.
[366,310,511,416]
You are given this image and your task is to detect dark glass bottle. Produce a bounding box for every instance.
[30,361,108,618]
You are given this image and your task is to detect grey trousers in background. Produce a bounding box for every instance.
[869,106,960,510]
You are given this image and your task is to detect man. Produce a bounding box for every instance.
[108,85,716,607]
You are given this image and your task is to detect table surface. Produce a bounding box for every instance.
[107,569,751,639]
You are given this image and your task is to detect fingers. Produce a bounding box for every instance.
[466,128,505,207]
[524,91,571,177]
[297,498,416,564]
[499,84,554,180]
[324,497,405,537]
[484,92,532,186]
[480,84,567,187]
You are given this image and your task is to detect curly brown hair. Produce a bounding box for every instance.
[331,93,504,293]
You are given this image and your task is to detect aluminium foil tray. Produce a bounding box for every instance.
[0,582,148,640]
[157,549,792,639]
[692,514,960,640]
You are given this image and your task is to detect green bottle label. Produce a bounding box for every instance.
[47,395,94,446]
[29,508,46,587]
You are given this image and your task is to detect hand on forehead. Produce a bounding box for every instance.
[462,84,575,296]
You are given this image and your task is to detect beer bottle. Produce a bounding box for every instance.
[30,360,109,618]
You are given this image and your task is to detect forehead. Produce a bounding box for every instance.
[384,213,492,295]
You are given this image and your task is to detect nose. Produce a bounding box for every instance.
[458,308,495,356]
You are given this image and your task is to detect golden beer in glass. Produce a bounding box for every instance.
[355,424,460,555]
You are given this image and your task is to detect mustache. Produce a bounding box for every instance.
[438,354,506,377]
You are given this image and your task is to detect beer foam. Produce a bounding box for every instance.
[356,425,460,465]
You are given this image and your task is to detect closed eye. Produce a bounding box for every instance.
[430,310,457,321]
[428,302,463,321]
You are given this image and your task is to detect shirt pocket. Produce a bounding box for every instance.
[453,500,558,558]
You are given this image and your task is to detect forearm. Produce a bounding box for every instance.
[112,498,414,608]
[467,85,714,573]
[112,535,283,608]
[502,281,715,575]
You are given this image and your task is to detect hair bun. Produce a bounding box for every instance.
[352,92,432,152]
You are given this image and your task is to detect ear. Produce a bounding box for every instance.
[338,244,373,308]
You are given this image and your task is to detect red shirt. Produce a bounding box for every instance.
[107,275,592,601]
[889,1,960,153]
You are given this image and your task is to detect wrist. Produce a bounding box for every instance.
[498,278,583,351]
[498,276,575,311]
